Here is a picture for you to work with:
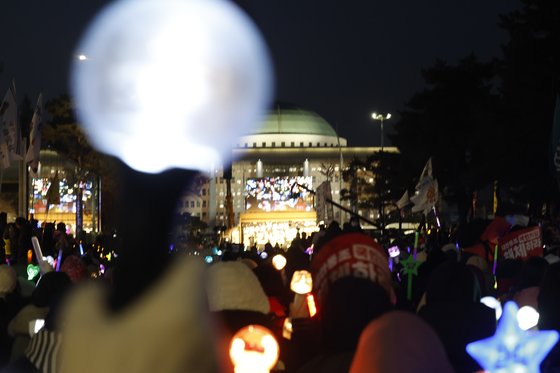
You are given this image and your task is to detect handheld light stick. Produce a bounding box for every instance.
[32,237,54,275]
[492,244,499,289]
[387,245,400,272]
[70,0,272,309]
[413,231,419,259]
[55,249,63,272]
[271,254,287,271]
[290,270,313,318]
[229,325,279,373]
[31,237,44,262]
[401,255,420,301]
[467,301,559,373]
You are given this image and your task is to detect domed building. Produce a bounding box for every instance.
[179,103,396,248]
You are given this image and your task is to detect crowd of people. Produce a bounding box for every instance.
[0,211,559,372]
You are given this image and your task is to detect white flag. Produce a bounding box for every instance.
[396,190,410,210]
[410,158,438,214]
[0,81,21,169]
[25,93,43,176]
[410,179,438,213]
[414,157,433,190]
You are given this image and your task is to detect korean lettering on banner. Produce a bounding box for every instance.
[314,242,387,300]
[499,226,543,260]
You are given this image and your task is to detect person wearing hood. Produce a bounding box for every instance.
[417,261,495,373]
[298,233,395,373]
[349,311,454,373]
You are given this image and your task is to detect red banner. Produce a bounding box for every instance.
[499,227,542,260]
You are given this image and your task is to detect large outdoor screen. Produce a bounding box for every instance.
[245,176,313,212]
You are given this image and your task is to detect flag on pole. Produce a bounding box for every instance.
[396,190,410,210]
[410,158,438,214]
[25,93,43,176]
[0,80,21,169]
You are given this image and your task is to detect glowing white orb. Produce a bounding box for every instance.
[71,0,273,173]
[480,296,503,321]
[271,254,287,270]
[517,306,539,331]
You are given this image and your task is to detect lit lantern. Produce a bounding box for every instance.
[272,254,287,271]
[71,0,272,174]
[27,249,32,264]
[229,325,279,373]
[290,270,312,295]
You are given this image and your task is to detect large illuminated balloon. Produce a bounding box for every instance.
[71,0,273,173]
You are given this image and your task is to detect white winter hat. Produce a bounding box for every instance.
[206,261,270,314]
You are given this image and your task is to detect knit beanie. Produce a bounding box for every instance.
[311,233,393,304]
[0,264,17,296]
[61,256,88,283]
[207,261,270,314]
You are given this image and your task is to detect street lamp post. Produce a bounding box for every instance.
[370,112,391,238]
[371,112,391,152]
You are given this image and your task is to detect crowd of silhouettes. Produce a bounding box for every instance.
[0,211,559,372]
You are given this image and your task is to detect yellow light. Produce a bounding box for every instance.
[271,254,287,271]
[290,270,313,294]
[229,325,279,373]
[306,294,317,317]
[282,318,293,340]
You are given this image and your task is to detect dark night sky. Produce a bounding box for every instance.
[0,0,519,146]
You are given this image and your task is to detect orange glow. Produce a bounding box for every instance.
[290,270,312,294]
[27,249,33,264]
[306,294,317,317]
[229,325,279,373]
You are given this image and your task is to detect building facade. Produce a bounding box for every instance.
[178,104,397,248]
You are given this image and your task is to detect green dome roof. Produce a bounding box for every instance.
[249,104,338,137]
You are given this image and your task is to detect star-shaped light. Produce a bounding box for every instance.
[401,255,420,276]
[466,301,559,373]
[401,255,421,301]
